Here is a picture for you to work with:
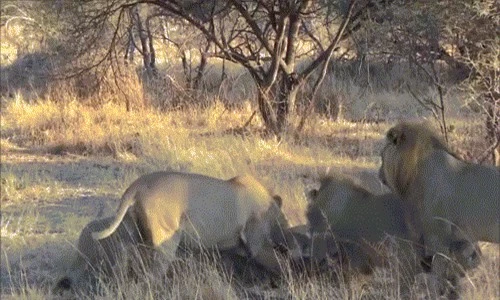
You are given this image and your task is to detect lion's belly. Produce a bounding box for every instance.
[180,206,242,249]
[451,177,499,243]
[457,215,500,244]
[182,189,243,248]
[425,193,499,244]
[179,180,269,249]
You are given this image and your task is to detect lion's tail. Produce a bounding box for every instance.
[91,193,135,241]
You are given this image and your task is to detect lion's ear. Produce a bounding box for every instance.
[273,195,283,208]
[387,127,405,146]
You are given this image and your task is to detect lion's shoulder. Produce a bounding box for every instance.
[229,174,273,202]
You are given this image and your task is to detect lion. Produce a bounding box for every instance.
[355,169,390,195]
[217,224,314,287]
[54,216,145,294]
[306,175,420,276]
[378,121,499,278]
[56,171,289,292]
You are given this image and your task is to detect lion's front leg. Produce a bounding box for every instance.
[424,217,465,297]
[426,235,450,277]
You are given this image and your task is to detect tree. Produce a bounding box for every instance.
[451,1,499,166]
[360,0,499,165]
[62,0,393,135]
[144,0,361,134]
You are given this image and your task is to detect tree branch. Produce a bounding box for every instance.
[299,0,357,81]
[296,0,357,132]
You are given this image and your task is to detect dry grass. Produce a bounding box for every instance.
[1,70,498,299]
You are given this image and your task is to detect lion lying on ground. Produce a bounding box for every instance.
[54,216,144,293]
[54,220,309,294]
[306,175,421,277]
[55,172,290,292]
[217,224,313,287]
[379,122,499,278]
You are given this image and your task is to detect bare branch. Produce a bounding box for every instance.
[300,19,324,52]
[296,0,358,132]
[228,0,272,54]
[263,12,287,91]
[299,0,357,81]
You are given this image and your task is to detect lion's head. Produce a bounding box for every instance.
[306,174,418,275]
[54,215,144,294]
[378,122,451,198]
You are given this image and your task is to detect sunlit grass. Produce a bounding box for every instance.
[1,168,70,205]
[1,89,497,299]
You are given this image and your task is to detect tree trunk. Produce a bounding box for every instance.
[131,6,151,73]
[124,27,135,64]
[485,93,499,166]
[193,43,211,90]
[276,73,299,131]
[160,16,169,45]
[257,72,300,135]
[257,89,278,134]
[146,17,157,73]
[180,50,191,88]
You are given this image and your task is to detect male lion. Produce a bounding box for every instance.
[56,172,289,292]
[379,122,499,278]
[306,175,420,276]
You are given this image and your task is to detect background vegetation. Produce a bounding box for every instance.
[1,0,498,299]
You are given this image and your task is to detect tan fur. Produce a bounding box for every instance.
[307,175,420,275]
[356,169,390,195]
[57,172,289,292]
[378,122,451,200]
[54,216,145,293]
[379,122,499,275]
[275,224,310,257]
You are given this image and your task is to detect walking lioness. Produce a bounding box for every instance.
[56,172,289,292]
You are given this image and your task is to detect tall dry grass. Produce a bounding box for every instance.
[1,61,498,299]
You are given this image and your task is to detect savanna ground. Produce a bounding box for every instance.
[1,40,499,300]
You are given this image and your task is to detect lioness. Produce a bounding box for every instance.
[219,224,314,286]
[379,122,499,277]
[54,216,144,293]
[57,172,289,292]
[306,175,420,276]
